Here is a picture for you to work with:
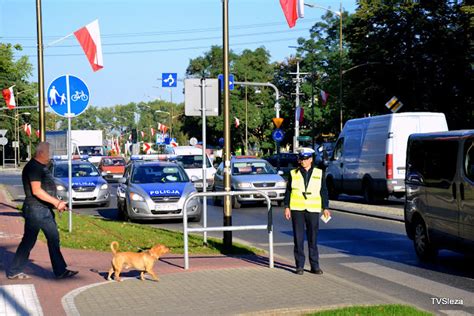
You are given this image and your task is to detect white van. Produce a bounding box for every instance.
[326,112,448,203]
[165,146,216,191]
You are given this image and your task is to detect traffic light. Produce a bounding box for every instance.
[131,128,138,143]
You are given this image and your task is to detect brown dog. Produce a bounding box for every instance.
[107,241,169,282]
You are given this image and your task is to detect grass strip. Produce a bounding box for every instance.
[308,304,432,316]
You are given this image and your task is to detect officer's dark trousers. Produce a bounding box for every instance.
[291,210,320,270]
[7,204,67,278]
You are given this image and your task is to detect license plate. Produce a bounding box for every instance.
[155,203,178,211]
[194,182,203,188]
[74,192,93,199]
[113,174,122,178]
[267,192,277,198]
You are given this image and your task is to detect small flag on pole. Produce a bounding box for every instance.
[23,124,31,137]
[234,117,240,128]
[74,19,104,72]
[150,127,155,137]
[35,129,40,138]
[320,90,329,107]
[2,86,16,109]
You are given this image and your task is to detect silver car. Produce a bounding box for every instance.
[213,157,287,208]
[117,160,201,222]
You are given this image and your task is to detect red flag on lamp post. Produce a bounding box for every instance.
[23,124,31,137]
[74,20,104,72]
[280,0,304,28]
[2,86,16,109]
[234,117,240,128]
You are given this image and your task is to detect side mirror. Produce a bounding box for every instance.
[191,175,199,182]
[278,170,284,175]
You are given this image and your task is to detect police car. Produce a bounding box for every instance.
[50,157,110,207]
[116,155,202,222]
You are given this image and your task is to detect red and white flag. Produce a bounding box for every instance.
[23,123,31,137]
[140,131,145,139]
[295,106,304,124]
[2,86,16,109]
[74,19,104,72]
[320,90,330,107]
[35,129,40,138]
[158,123,168,134]
[114,138,121,154]
[150,127,155,137]
[234,117,240,128]
[280,0,304,28]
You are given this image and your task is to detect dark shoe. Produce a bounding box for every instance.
[310,268,323,275]
[57,269,78,279]
[295,268,304,275]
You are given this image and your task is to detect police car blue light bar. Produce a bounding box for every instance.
[130,154,175,161]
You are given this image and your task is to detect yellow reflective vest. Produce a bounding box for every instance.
[289,168,323,212]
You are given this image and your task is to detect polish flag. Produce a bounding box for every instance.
[23,124,31,137]
[320,90,330,107]
[280,0,304,28]
[140,131,145,139]
[234,117,240,128]
[295,106,304,124]
[74,20,104,72]
[2,86,16,109]
[150,127,155,137]
[114,138,121,154]
[35,129,40,138]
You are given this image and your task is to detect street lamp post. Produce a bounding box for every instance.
[0,112,30,167]
[305,2,343,131]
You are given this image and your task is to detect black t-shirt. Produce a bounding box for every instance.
[22,158,57,208]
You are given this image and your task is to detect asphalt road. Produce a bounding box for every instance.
[1,169,473,314]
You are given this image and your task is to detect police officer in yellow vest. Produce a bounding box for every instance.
[284,147,331,275]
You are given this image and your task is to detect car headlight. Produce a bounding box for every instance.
[276,181,287,188]
[100,183,108,190]
[130,192,145,201]
[56,185,66,191]
[237,182,252,188]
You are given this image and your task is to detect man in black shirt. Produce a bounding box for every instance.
[7,142,78,280]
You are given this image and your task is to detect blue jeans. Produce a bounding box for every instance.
[291,210,320,270]
[7,204,67,277]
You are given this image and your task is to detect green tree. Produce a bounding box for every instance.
[345,0,473,129]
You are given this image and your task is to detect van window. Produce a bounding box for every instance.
[408,140,458,187]
[333,138,344,160]
[464,138,474,182]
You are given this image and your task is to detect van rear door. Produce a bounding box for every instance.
[460,137,474,248]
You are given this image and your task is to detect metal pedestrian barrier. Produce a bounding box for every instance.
[182,190,274,270]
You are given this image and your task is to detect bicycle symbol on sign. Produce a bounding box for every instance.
[71,90,88,102]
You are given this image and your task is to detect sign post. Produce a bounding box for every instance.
[47,74,90,232]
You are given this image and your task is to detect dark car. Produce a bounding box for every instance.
[264,153,298,178]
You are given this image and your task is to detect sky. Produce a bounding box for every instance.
[1,0,356,108]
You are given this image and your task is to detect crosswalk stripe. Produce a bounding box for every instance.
[0,284,43,316]
[342,262,474,307]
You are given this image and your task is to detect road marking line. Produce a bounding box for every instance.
[0,284,43,316]
[342,262,474,307]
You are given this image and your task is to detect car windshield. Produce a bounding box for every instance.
[54,163,99,178]
[175,155,211,168]
[232,161,276,175]
[102,158,125,166]
[131,165,189,184]
[79,146,104,156]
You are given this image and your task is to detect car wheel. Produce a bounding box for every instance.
[191,211,202,222]
[414,219,438,261]
[122,202,131,222]
[363,180,375,204]
[326,178,339,200]
[232,197,241,209]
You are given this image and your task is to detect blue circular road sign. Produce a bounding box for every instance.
[272,128,285,142]
[47,74,90,117]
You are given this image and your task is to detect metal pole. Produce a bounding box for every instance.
[36,0,46,141]
[234,81,280,118]
[200,77,208,244]
[339,2,343,132]
[169,88,173,139]
[14,111,18,168]
[245,83,248,155]
[222,0,232,249]
[294,61,301,152]
[311,67,315,149]
[66,75,73,233]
